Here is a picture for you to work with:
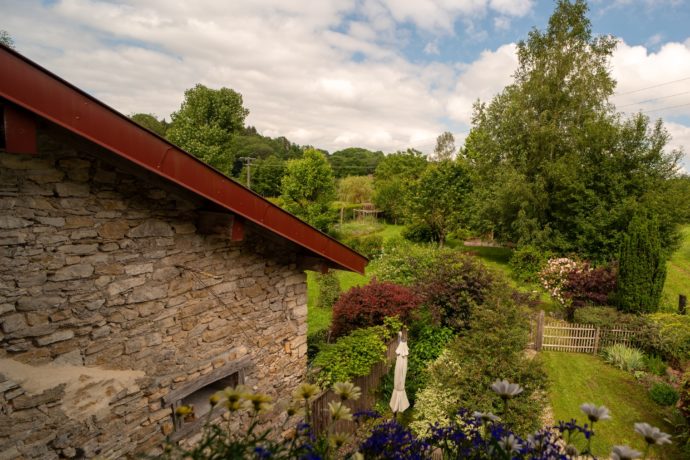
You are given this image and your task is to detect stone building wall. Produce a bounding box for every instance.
[0,125,308,459]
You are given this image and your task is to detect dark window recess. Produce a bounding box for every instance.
[162,357,250,441]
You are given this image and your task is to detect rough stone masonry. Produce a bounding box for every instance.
[0,125,308,459]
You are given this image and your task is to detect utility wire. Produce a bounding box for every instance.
[617,90,690,108]
[614,76,690,96]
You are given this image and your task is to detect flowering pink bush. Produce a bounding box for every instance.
[539,258,582,305]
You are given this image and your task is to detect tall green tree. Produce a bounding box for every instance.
[338,176,374,204]
[616,214,667,313]
[130,113,168,137]
[167,84,249,175]
[406,160,471,246]
[280,148,336,231]
[464,0,681,260]
[373,149,428,223]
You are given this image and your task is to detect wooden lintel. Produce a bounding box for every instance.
[3,104,37,154]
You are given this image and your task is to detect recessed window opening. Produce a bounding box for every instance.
[163,357,250,440]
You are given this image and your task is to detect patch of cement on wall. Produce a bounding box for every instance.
[0,358,145,420]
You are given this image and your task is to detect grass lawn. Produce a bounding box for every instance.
[306,269,372,335]
[661,224,690,312]
[541,352,678,458]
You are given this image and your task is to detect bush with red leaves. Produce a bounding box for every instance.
[416,253,495,331]
[331,280,421,338]
[564,262,617,307]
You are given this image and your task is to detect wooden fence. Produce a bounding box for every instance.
[532,310,642,354]
[309,338,398,435]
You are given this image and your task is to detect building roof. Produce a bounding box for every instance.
[0,46,367,274]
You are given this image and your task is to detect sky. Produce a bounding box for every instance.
[2,0,690,170]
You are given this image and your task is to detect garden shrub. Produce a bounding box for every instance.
[330,280,420,338]
[564,262,617,307]
[602,344,645,372]
[540,258,617,320]
[574,306,648,330]
[401,221,437,243]
[344,234,384,259]
[509,244,549,283]
[415,251,495,331]
[616,214,667,314]
[313,319,400,387]
[647,313,690,365]
[306,328,329,361]
[643,354,667,376]
[369,243,443,286]
[315,271,340,310]
[412,288,547,436]
[648,382,679,407]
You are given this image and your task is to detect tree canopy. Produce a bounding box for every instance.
[166,84,249,176]
[280,148,336,231]
[130,113,168,137]
[464,0,682,260]
[432,132,455,162]
[373,149,428,223]
[328,147,384,178]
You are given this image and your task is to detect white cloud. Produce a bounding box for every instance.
[447,43,519,124]
[665,122,690,172]
[489,0,534,17]
[493,16,512,30]
[611,40,690,117]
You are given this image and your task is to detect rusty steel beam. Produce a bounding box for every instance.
[0,47,367,274]
[3,104,37,154]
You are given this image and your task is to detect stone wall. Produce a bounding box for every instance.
[0,125,308,459]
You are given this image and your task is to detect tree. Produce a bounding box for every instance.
[0,30,14,49]
[432,132,455,161]
[616,214,667,313]
[280,148,336,231]
[130,113,168,137]
[464,0,681,261]
[328,147,384,178]
[166,84,249,176]
[373,149,428,223]
[337,176,374,204]
[238,155,286,197]
[406,160,472,246]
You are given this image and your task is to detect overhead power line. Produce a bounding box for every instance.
[617,90,690,108]
[615,76,690,96]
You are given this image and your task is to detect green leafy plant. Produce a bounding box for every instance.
[313,319,400,387]
[412,286,547,436]
[644,354,667,377]
[649,383,679,407]
[509,244,550,283]
[343,234,384,259]
[315,271,340,310]
[647,313,690,365]
[602,344,645,372]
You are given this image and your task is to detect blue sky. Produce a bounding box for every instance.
[2,0,690,170]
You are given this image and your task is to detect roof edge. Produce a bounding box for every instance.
[0,45,367,274]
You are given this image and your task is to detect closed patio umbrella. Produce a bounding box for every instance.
[389,331,410,414]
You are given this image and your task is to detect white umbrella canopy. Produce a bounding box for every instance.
[389,333,410,414]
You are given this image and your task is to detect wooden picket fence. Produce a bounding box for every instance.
[309,338,398,435]
[531,310,642,354]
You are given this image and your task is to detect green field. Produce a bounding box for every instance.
[541,352,678,458]
[661,225,690,312]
